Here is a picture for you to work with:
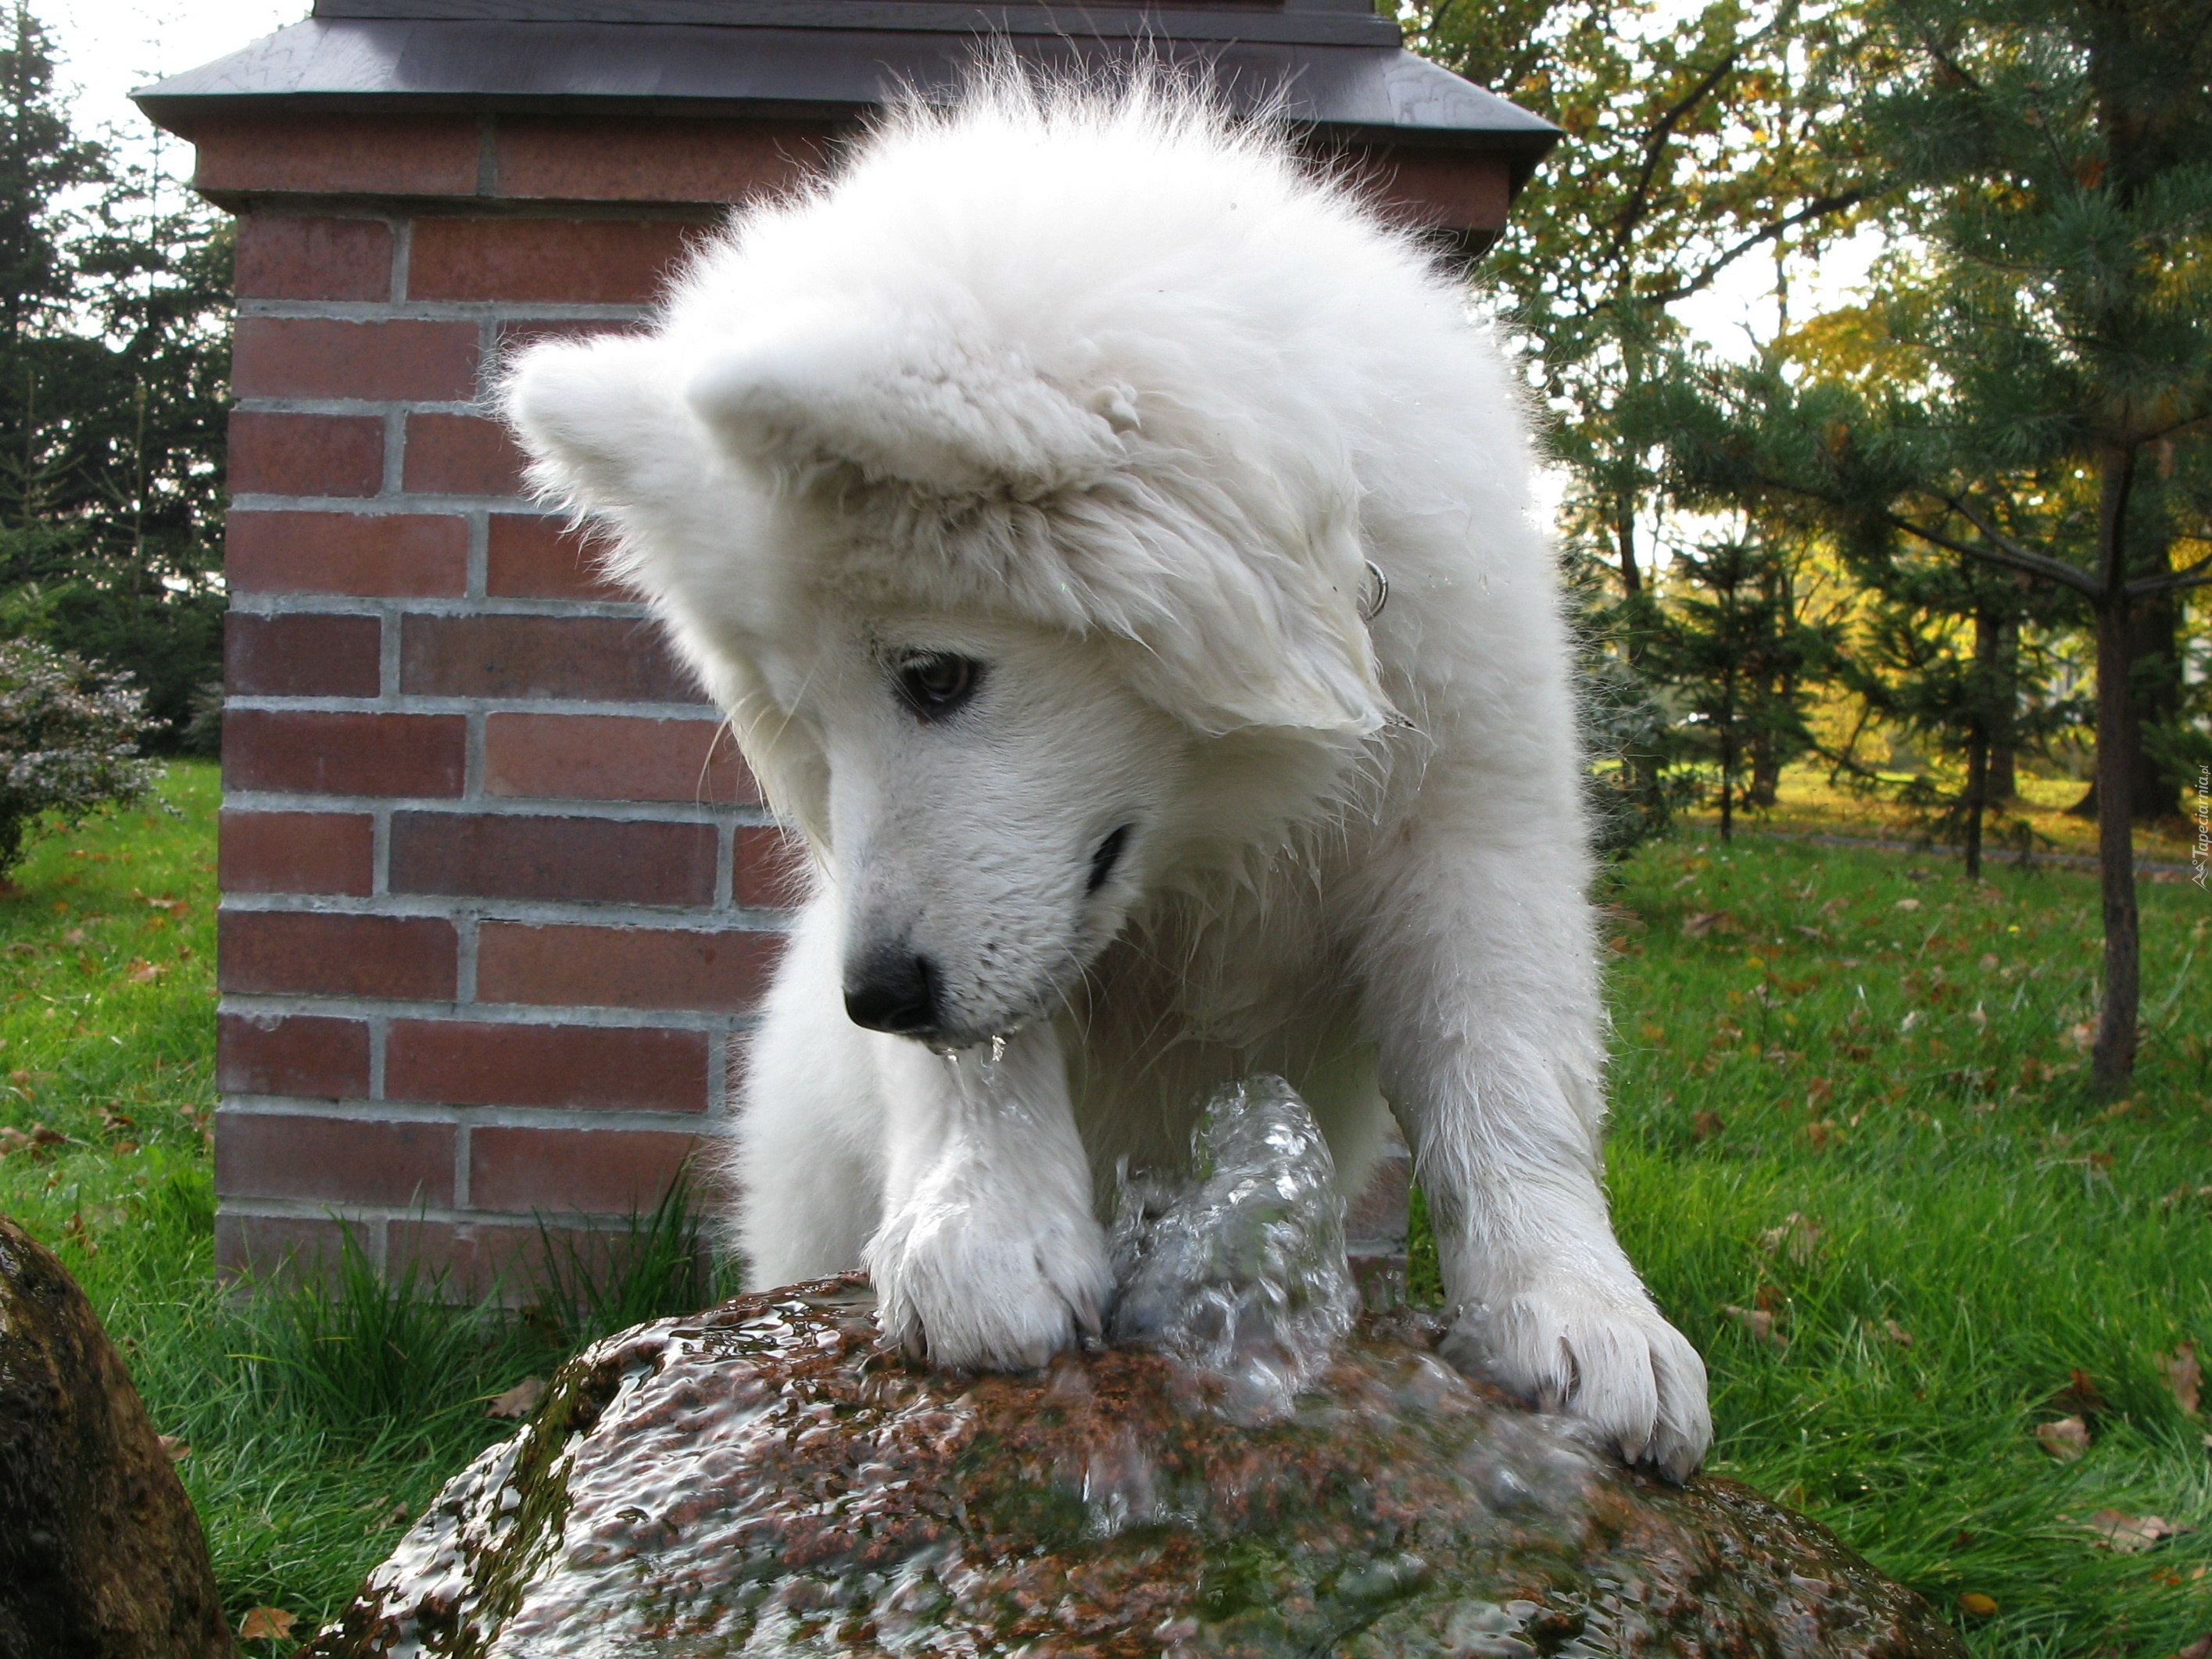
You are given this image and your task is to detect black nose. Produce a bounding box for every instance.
[843,946,942,1037]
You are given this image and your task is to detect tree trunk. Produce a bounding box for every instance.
[2124,545,2181,820]
[2090,448,2140,1095]
[1982,608,2017,801]
[1962,723,1986,881]
[1616,490,1641,599]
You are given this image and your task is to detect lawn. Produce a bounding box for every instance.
[2,763,2207,1654]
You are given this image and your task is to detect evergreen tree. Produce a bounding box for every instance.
[1649,0,2212,1089]
[0,5,228,746]
[1640,533,1835,840]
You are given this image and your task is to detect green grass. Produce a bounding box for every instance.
[1587,838,2208,1655]
[4,767,2208,1653]
[0,763,721,1645]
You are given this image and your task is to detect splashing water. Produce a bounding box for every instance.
[1109,1075,1358,1419]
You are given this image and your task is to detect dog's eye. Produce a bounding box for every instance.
[892,653,983,721]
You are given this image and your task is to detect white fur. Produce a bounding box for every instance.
[503,76,1711,1478]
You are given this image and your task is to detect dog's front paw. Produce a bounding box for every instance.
[1441,1275,1711,1481]
[864,1199,1113,1372]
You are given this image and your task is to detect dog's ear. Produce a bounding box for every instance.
[1144,509,1389,738]
[684,313,1127,500]
[503,333,697,513]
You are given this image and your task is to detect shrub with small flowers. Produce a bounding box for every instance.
[0,636,160,881]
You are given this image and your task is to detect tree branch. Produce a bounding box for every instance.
[2127,551,2212,599]
[1598,188,1872,313]
[1885,509,2102,596]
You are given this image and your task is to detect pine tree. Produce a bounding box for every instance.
[0,5,229,744]
[1650,0,2212,1090]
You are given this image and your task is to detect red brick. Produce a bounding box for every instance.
[233,316,479,402]
[492,318,641,362]
[235,214,393,300]
[215,1213,361,1286]
[217,1013,372,1098]
[227,510,467,598]
[230,411,384,497]
[388,813,719,906]
[400,615,704,703]
[467,1124,700,1214]
[733,825,804,907]
[225,610,381,698]
[224,710,467,799]
[485,513,628,601]
[217,1110,455,1205]
[403,413,525,497]
[181,113,479,198]
[408,218,695,304]
[477,922,779,1012]
[385,1021,709,1112]
[485,713,756,803]
[220,810,375,897]
[495,117,832,202]
[386,1217,685,1301]
[219,911,458,1000]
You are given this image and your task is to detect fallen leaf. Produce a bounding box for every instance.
[125,960,166,984]
[381,1500,413,1528]
[1802,1119,1841,1150]
[1682,910,1739,939]
[2087,1510,2192,1554]
[1759,1213,1822,1266]
[1806,1077,1834,1107]
[1884,1320,1913,1347]
[61,926,87,946]
[2036,1416,2091,1461]
[1721,1304,1785,1347]
[1958,1593,1998,1618]
[238,1607,297,1642]
[2175,1635,2212,1659]
[487,1376,547,1419]
[2163,1343,2201,1417]
[157,1434,190,1461]
[1691,1110,1724,1141]
[143,896,185,912]
[1794,924,1826,941]
[63,1212,97,1255]
[98,1107,135,1135]
[1638,1021,1667,1043]
[2067,1021,2097,1051]
[2054,1369,2109,1417]
[1894,898,1921,912]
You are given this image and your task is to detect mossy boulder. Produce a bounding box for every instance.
[308,1275,1963,1658]
[0,1214,232,1659]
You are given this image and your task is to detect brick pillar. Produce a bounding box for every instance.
[204,122,832,1292]
[191,111,1464,1296]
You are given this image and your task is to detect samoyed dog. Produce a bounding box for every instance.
[504,77,1709,1477]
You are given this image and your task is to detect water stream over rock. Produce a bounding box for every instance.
[307,1079,1963,1658]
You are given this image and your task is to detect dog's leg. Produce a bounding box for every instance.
[1355,835,1711,1480]
[861,1021,1113,1371]
[732,893,887,1285]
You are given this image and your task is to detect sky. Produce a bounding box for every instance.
[51,1,304,166]
[54,1,1877,363]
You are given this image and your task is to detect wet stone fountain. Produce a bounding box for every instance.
[308,1081,1964,1658]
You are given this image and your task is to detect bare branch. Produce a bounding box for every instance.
[2128,551,2212,599]
[1598,188,1872,313]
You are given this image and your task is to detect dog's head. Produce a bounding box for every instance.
[504,91,1402,1043]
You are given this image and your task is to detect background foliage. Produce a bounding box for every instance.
[0,5,227,752]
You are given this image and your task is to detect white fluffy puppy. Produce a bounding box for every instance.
[505,77,1710,1477]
